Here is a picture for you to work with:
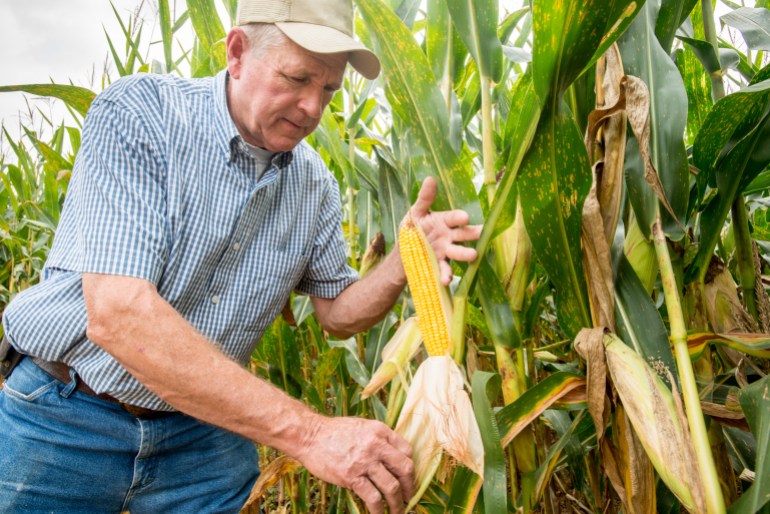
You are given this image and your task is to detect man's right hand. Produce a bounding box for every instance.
[298,416,415,514]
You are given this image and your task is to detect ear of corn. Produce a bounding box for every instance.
[399,215,454,356]
[395,211,484,510]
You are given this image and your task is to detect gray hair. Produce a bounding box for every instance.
[239,23,288,57]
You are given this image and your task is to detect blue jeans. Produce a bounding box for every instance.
[0,357,260,513]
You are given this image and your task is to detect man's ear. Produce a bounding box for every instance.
[226,28,248,79]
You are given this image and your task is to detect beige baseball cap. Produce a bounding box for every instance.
[236,0,381,80]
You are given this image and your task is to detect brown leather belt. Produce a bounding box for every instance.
[31,357,174,419]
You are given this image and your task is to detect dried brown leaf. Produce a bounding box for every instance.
[582,180,616,330]
[623,76,684,232]
[240,455,301,513]
[616,406,656,514]
[588,44,626,244]
[574,328,610,439]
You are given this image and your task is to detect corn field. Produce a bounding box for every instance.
[2,0,770,512]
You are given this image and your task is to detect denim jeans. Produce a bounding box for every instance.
[0,357,260,513]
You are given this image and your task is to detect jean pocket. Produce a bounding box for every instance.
[2,359,61,402]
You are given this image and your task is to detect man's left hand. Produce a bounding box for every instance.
[402,176,482,285]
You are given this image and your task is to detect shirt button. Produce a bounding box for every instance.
[232,242,241,251]
[211,295,220,304]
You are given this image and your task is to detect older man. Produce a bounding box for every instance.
[0,0,480,512]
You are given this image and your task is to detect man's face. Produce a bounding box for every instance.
[227,35,347,152]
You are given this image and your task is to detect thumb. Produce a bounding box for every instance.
[411,177,437,218]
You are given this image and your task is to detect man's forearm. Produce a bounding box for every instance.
[311,244,407,338]
[83,273,320,458]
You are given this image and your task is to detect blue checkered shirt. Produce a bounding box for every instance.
[2,70,358,410]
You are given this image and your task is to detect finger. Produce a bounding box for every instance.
[411,177,437,218]
[436,209,470,227]
[379,449,416,502]
[445,244,478,263]
[452,224,483,243]
[351,476,384,514]
[369,463,405,514]
[439,259,453,286]
[386,430,413,458]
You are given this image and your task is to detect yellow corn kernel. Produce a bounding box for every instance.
[399,217,452,356]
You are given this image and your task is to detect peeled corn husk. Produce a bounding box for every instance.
[395,354,484,510]
[361,317,422,399]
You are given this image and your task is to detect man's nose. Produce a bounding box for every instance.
[298,89,324,119]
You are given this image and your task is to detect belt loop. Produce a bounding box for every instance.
[60,368,78,398]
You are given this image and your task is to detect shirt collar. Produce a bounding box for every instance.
[212,69,294,169]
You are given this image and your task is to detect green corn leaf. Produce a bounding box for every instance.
[446,466,483,513]
[103,29,128,77]
[446,0,503,82]
[655,0,698,51]
[478,256,520,348]
[158,0,174,72]
[254,317,303,398]
[745,168,770,195]
[357,0,481,222]
[728,375,770,513]
[531,0,642,105]
[471,371,507,514]
[614,255,679,389]
[517,101,592,339]
[494,70,540,238]
[0,85,95,118]
[316,112,360,191]
[496,371,586,447]
[618,0,689,241]
[678,36,722,74]
[327,338,370,388]
[674,46,712,144]
[751,63,770,85]
[721,7,770,52]
[220,0,237,24]
[689,79,770,282]
[186,0,227,73]
[375,151,410,249]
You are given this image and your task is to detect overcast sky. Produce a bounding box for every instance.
[0,1,146,133]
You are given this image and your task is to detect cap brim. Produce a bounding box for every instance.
[276,22,380,80]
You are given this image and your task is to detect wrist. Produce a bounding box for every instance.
[290,410,325,462]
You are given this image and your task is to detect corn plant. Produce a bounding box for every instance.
[2,0,770,512]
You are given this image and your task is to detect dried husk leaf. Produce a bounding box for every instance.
[615,405,656,514]
[574,327,610,438]
[361,317,422,399]
[581,180,617,329]
[703,258,758,333]
[240,455,301,513]
[588,43,627,244]
[395,355,484,509]
[752,241,770,332]
[603,333,706,512]
[359,232,386,278]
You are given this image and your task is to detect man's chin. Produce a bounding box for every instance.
[265,135,303,153]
